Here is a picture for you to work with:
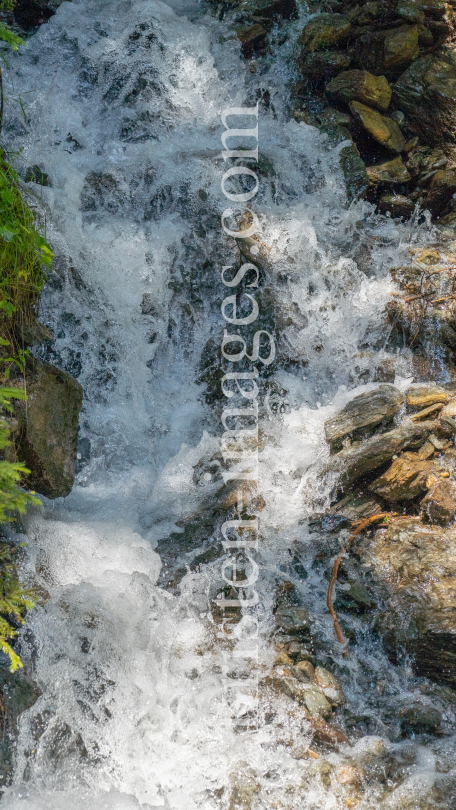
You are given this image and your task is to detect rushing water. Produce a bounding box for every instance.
[1,0,456,807]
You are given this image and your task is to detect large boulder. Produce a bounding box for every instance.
[393,48,456,145]
[360,517,456,688]
[12,358,83,499]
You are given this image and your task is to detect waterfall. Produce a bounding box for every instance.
[1,0,454,807]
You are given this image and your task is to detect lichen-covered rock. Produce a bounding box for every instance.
[298,13,351,51]
[299,50,352,79]
[367,157,411,184]
[324,384,403,450]
[350,101,406,152]
[326,70,392,111]
[13,358,83,499]
[383,25,420,72]
[356,26,420,77]
[394,49,456,145]
[360,517,456,688]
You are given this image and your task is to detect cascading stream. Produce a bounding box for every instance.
[0,0,455,808]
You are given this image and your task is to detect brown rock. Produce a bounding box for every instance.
[406,383,450,407]
[383,25,420,72]
[425,168,456,215]
[393,50,456,146]
[350,101,406,152]
[326,70,392,111]
[369,456,439,501]
[298,13,351,50]
[296,660,315,679]
[299,50,352,79]
[420,477,456,523]
[308,718,350,747]
[360,517,456,688]
[441,398,456,418]
[326,420,440,489]
[367,157,411,184]
[237,24,268,58]
[324,384,403,449]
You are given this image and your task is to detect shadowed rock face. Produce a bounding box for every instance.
[12,358,83,499]
[7,0,63,32]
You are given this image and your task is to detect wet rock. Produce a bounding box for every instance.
[326,70,392,111]
[383,25,420,72]
[394,49,456,146]
[8,0,63,31]
[237,24,268,58]
[328,494,383,524]
[249,0,297,20]
[350,101,406,152]
[417,22,434,46]
[324,384,403,450]
[265,673,332,717]
[228,768,261,810]
[326,420,442,489]
[378,194,415,218]
[396,0,426,24]
[399,704,442,735]
[360,517,456,688]
[12,358,83,499]
[299,50,352,79]
[367,157,411,184]
[356,26,420,77]
[339,141,370,200]
[298,13,351,51]
[275,605,310,635]
[307,717,350,747]
[335,581,377,612]
[0,663,41,789]
[420,477,456,523]
[369,456,439,501]
[335,765,362,785]
[314,667,345,707]
[440,397,456,418]
[406,383,450,408]
[24,165,52,186]
[425,168,456,215]
[301,684,333,718]
[296,660,315,679]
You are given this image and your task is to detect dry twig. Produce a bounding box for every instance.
[327,512,398,654]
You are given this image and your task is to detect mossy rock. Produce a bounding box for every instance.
[12,358,83,498]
